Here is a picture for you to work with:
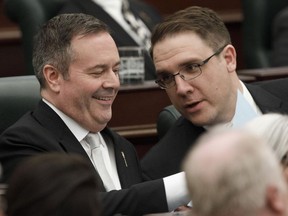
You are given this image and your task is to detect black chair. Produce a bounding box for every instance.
[4,0,69,75]
[242,0,288,69]
[156,105,181,140]
[0,76,40,134]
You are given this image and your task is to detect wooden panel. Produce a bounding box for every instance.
[109,81,171,127]
[0,34,25,77]
[143,0,242,17]
[0,0,15,27]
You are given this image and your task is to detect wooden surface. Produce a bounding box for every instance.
[143,0,241,17]
[238,66,288,81]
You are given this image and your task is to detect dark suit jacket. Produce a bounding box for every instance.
[59,0,163,80]
[0,101,167,216]
[141,78,288,180]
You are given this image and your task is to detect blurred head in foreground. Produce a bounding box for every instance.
[6,153,101,216]
[183,129,288,216]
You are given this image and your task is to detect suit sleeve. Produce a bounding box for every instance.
[100,179,168,216]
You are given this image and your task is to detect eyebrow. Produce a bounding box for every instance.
[156,58,200,75]
[178,58,203,67]
[86,61,121,72]
[156,69,170,75]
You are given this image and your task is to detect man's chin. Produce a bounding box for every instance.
[186,114,211,127]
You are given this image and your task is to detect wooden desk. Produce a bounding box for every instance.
[238,74,257,83]
[238,66,288,81]
[108,81,171,158]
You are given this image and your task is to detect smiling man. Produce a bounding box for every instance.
[141,6,288,180]
[0,13,189,215]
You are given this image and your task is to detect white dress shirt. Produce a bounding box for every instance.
[205,81,262,131]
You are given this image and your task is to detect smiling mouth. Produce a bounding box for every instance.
[94,96,113,101]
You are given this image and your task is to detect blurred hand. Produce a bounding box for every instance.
[174,205,192,212]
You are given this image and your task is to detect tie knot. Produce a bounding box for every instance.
[85,133,100,149]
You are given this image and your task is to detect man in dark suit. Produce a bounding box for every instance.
[141,6,288,180]
[59,0,163,80]
[0,13,189,216]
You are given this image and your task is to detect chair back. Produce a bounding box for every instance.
[0,76,40,134]
[156,105,181,140]
[4,0,69,75]
[242,0,288,69]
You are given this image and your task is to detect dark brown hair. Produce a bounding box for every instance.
[150,6,231,58]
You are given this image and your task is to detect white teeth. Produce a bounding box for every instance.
[96,97,112,101]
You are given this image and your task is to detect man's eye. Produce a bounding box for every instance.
[185,64,198,72]
[91,71,104,76]
[113,68,120,76]
[160,74,172,81]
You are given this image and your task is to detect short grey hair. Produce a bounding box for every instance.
[183,129,287,216]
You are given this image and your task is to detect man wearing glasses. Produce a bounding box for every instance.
[141,6,288,180]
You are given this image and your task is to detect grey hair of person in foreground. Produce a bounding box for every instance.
[244,113,288,161]
[182,128,288,216]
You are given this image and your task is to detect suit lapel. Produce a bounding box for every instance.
[33,101,89,156]
[246,83,288,113]
[101,128,141,189]
[33,101,107,191]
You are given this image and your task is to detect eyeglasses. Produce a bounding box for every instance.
[155,44,228,89]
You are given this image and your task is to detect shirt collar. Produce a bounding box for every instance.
[240,81,262,115]
[42,98,88,142]
[204,81,261,130]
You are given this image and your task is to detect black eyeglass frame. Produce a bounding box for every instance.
[155,44,228,89]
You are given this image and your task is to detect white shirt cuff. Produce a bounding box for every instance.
[163,171,191,211]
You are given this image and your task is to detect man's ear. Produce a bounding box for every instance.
[266,185,286,214]
[223,45,237,73]
[43,65,61,93]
